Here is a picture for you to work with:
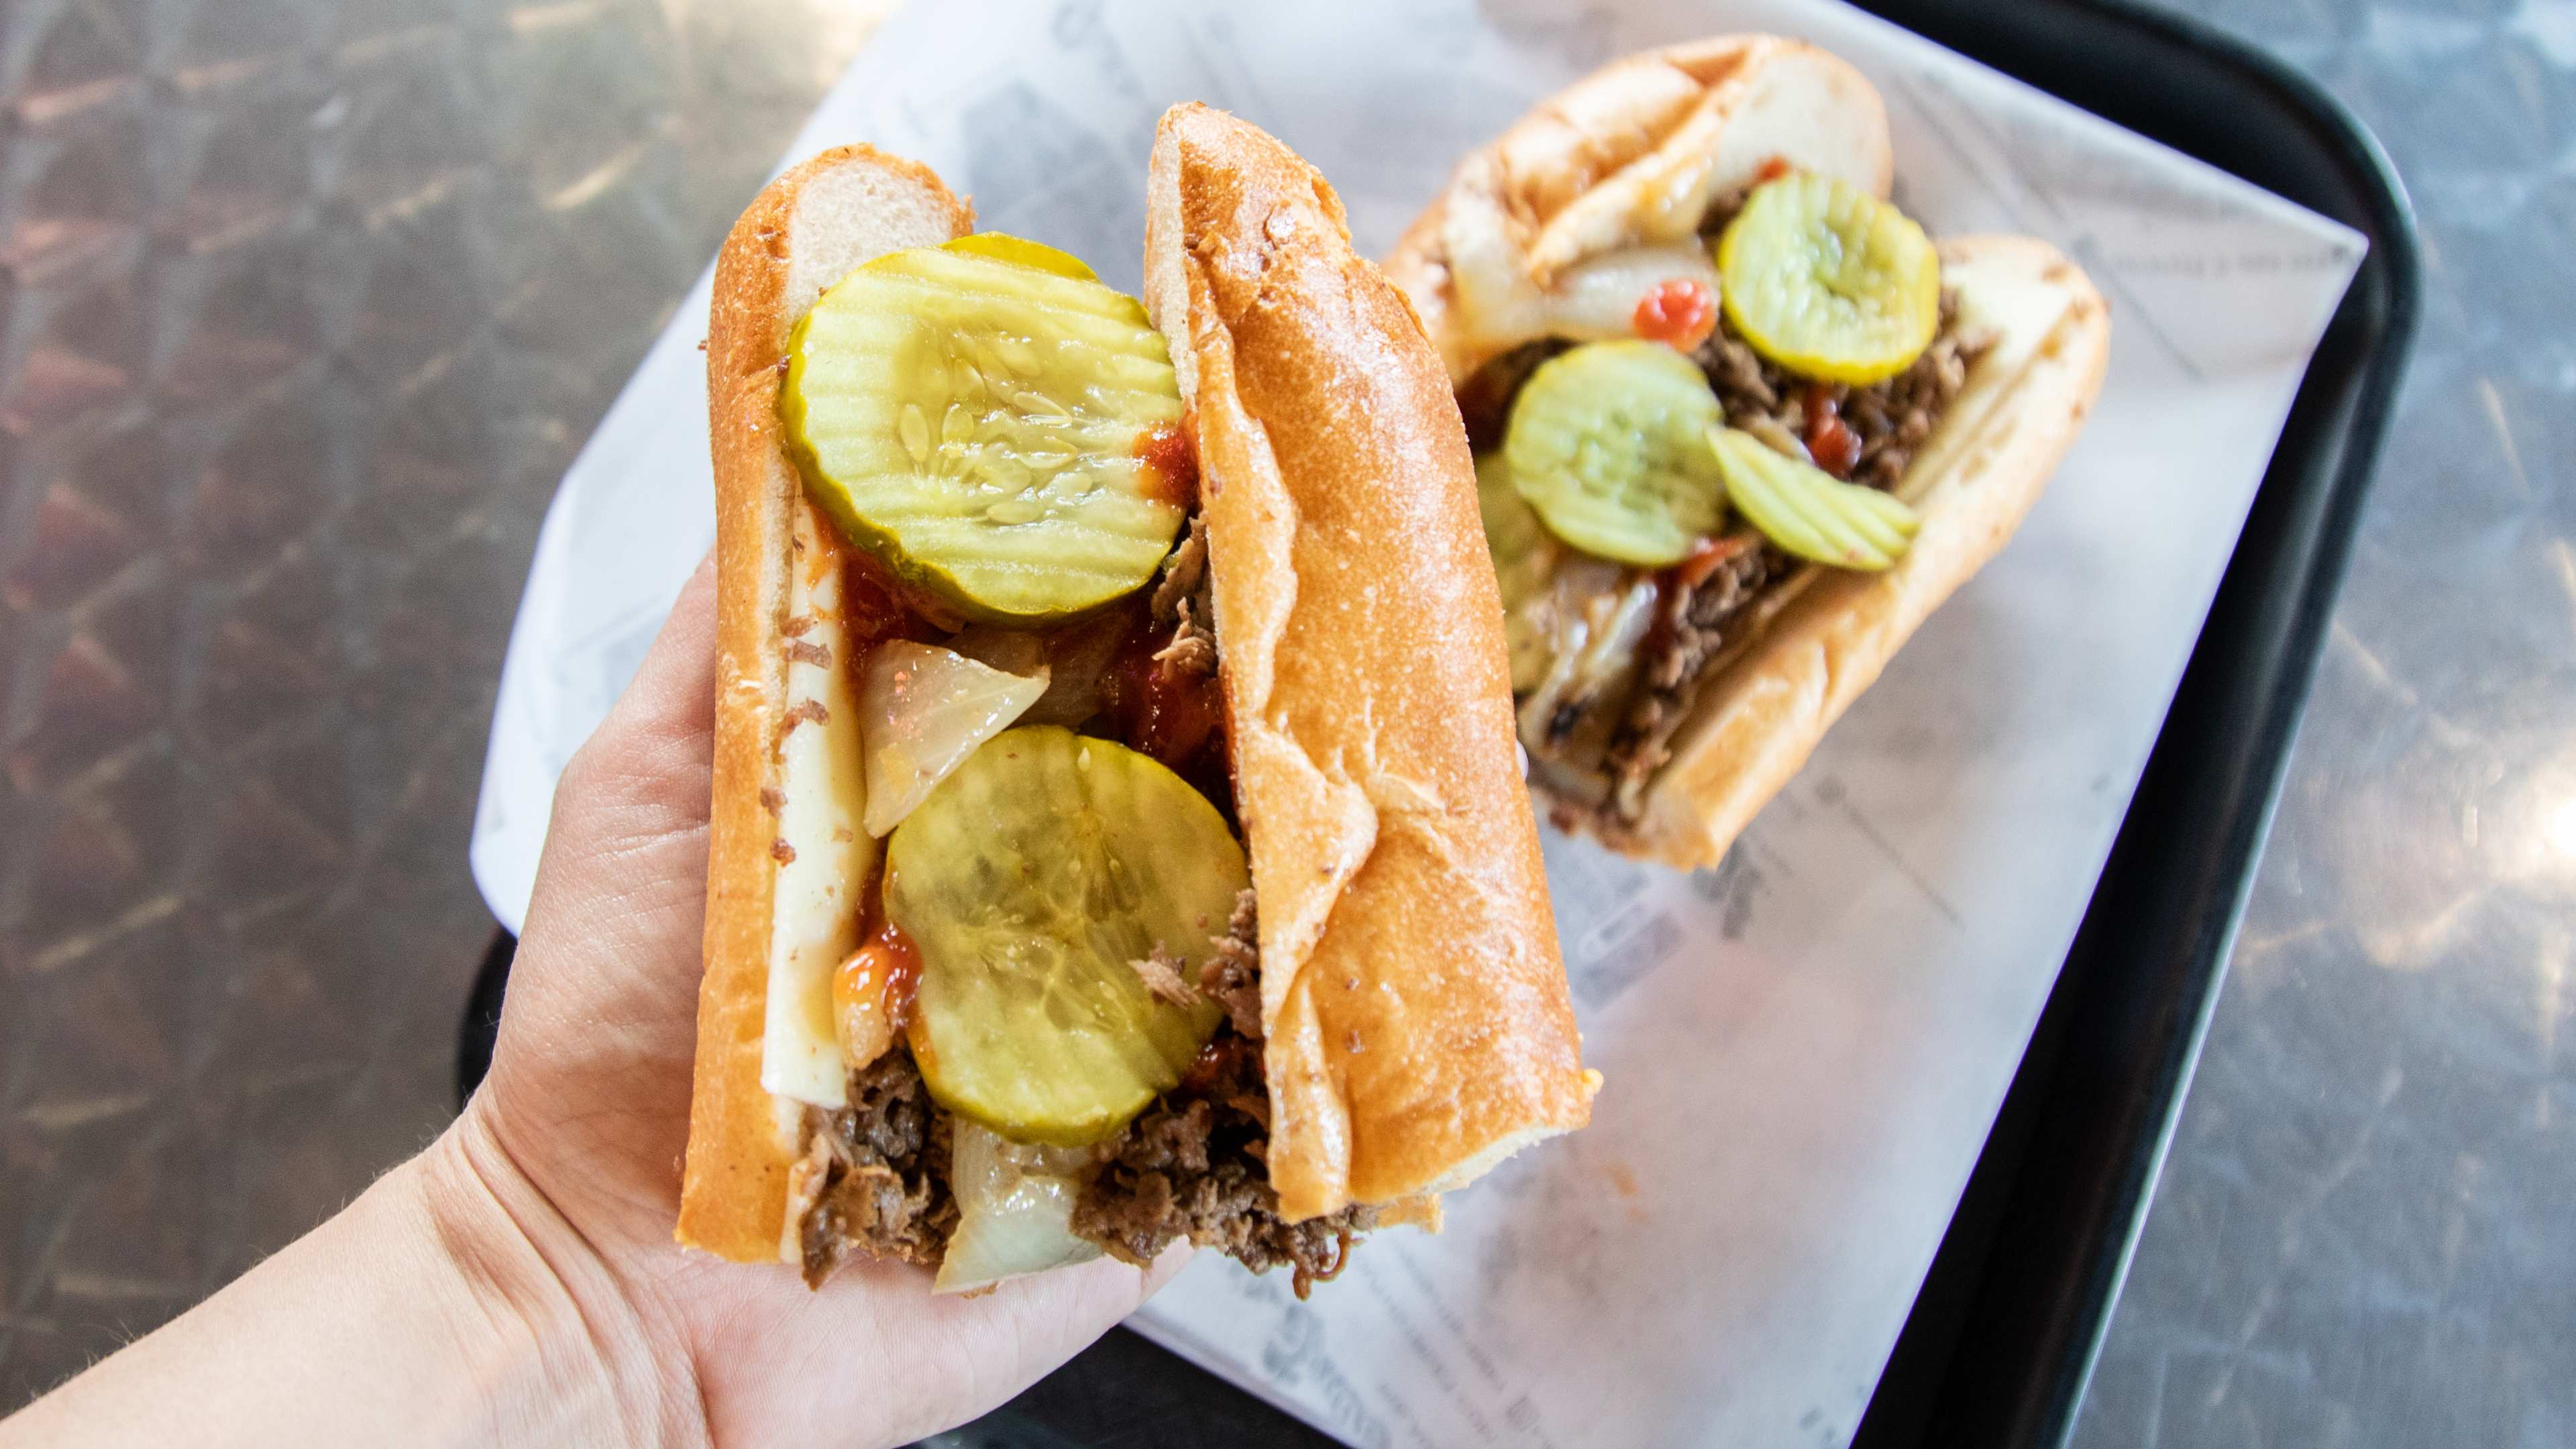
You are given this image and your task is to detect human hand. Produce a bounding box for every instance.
[435,553,1186,1448]
[0,555,1179,1449]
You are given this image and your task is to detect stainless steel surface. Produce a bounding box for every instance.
[2065,6,2576,1444]
[0,2,2555,1445]
[0,0,870,1405]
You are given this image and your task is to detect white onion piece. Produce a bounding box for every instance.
[857,641,1046,837]
[1515,562,1656,766]
[932,1122,1102,1295]
[1452,241,1723,357]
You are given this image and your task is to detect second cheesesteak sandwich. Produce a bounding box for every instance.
[678,105,1595,1297]
[1387,36,2112,869]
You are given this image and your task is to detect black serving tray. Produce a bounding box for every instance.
[458,2,2417,1444]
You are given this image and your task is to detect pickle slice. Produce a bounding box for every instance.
[1501,340,1727,568]
[784,242,1187,623]
[941,233,1097,280]
[1708,427,1919,571]
[1475,451,1567,694]
[888,726,1237,1146]
[1717,172,1941,385]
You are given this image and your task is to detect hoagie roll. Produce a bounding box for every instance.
[679,105,1594,1297]
[1384,36,2112,869]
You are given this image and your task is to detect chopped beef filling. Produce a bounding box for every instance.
[1694,288,1986,492]
[1600,533,1781,820]
[1147,515,1217,680]
[1457,338,1570,454]
[1200,888,1264,1040]
[797,1052,956,1287]
[1073,1037,1376,1297]
[1129,943,1199,1010]
[1464,184,1998,835]
[1078,890,1374,1298]
[794,523,1371,1293]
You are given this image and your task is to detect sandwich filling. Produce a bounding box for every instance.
[1453,169,1994,837]
[766,235,1370,1297]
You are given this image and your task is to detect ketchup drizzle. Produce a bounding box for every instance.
[1801,382,1862,480]
[1632,278,1717,352]
[1134,421,1199,509]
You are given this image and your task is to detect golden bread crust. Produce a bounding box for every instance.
[1628,237,2110,868]
[1146,104,1592,1222]
[679,147,971,1263]
[1389,36,1892,382]
[1382,40,2111,873]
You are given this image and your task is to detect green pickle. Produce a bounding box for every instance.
[1717,172,1941,385]
[887,726,1239,1146]
[940,233,1098,280]
[783,239,1187,623]
[1501,340,1728,568]
[1707,427,1920,571]
[1474,451,1566,693]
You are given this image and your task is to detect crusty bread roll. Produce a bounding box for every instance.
[682,147,974,1263]
[679,117,1592,1265]
[1393,35,1894,385]
[1383,38,2112,871]
[1146,103,1593,1220]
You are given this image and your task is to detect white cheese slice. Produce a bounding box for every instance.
[761,505,877,1110]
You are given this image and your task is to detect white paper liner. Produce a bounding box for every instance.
[469,3,2363,1443]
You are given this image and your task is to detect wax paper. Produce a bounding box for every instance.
[470,3,2363,1442]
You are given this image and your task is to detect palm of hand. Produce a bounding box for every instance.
[462,560,1179,1449]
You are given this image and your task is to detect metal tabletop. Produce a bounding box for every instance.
[0,1,2561,1443]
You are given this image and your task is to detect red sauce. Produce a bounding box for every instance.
[1756,155,1793,184]
[876,920,922,1032]
[839,872,924,1038]
[1631,278,1717,352]
[808,504,945,642]
[1134,421,1199,509]
[1642,535,1764,666]
[1801,382,1862,479]
[1672,533,1758,592]
[1180,1032,1256,1095]
[1106,622,1224,770]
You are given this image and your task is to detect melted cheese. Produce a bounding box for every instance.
[762,506,877,1109]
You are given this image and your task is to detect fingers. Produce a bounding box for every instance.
[1142,1240,1193,1297]
[692,1246,1199,1448]
[486,555,720,1169]
[549,554,721,854]
[519,554,718,947]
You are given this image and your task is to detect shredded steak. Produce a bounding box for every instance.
[1072,1032,1375,1298]
[1130,944,1200,1009]
[794,523,1368,1295]
[1147,515,1217,681]
[1079,891,1374,1297]
[797,1053,957,1287]
[1449,178,2000,833]
[1693,288,1988,492]
[1599,535,1779,818]
[1200,888,1263,1040]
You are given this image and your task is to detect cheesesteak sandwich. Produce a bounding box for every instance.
[1385,36,2112,869]
[679,105,1594,1296]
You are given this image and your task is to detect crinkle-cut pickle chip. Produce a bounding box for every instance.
[1708,426,1919,571]
[940,233,1097,280]
[1717,172,1941,386]
[1474,451,1566,694]
[888,726,1238,1147]
[1503,340,1728,568]
[782,237,1187,624]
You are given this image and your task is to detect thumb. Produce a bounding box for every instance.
[493,554,718,1098]
[533,552,720,925]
